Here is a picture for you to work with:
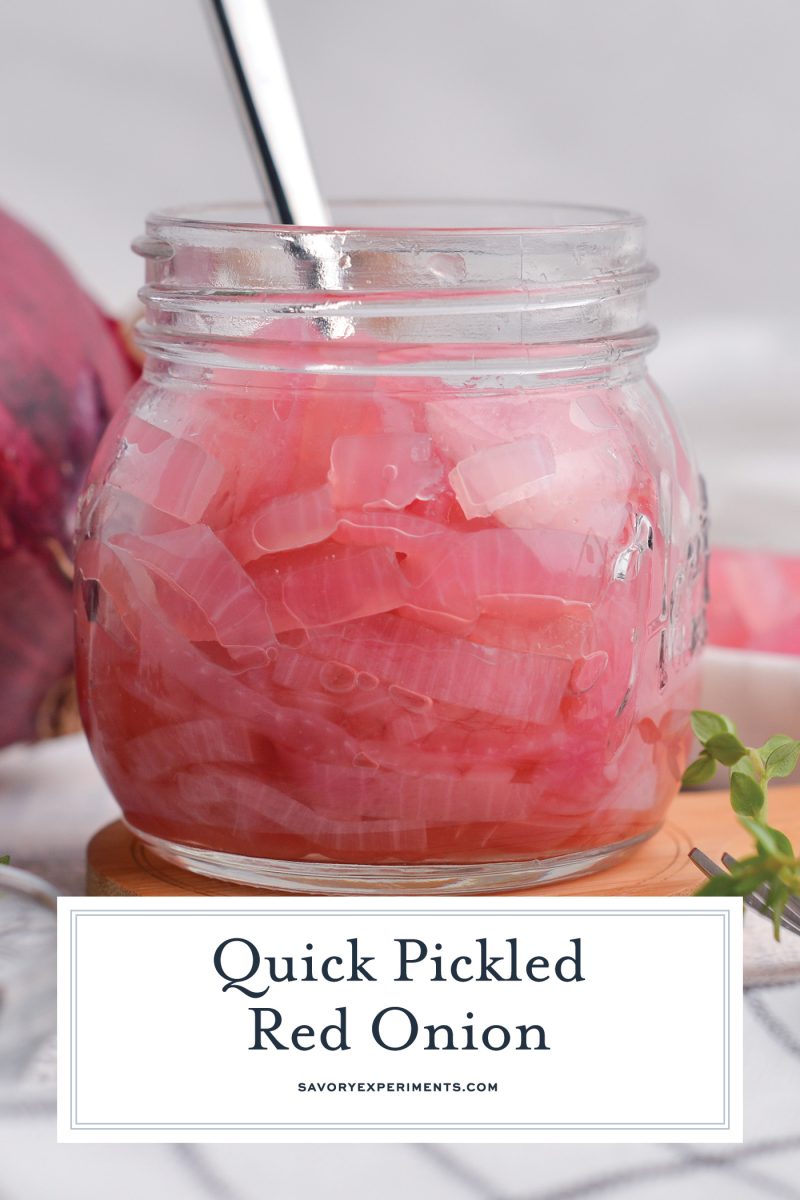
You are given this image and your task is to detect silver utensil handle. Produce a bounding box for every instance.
[205,0,331,226]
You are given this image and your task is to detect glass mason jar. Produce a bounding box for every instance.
[74,202,707,894]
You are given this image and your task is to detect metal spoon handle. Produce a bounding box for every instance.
[205,0,330,226]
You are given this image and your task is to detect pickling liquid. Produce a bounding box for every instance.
[74,362,704,868]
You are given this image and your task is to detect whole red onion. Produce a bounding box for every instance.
[0,207,138,746]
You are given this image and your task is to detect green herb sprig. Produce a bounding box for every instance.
[682,710,800,937]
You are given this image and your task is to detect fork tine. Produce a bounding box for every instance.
[721,851,800,920]
[689,848,800,938]
[693,847,769,916]
[720,852,800,936]
[721,852,800,921]
[756,903,800,938]
[741,886,800,935]
[689,847,726,878]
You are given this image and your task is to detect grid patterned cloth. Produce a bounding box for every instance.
[2,737,799,1199]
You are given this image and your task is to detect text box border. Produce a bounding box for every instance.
[65,903,733,1133]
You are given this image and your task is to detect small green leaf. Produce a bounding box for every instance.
[695,874,742,897]
[688,709,800,940]
[0,854,8,865]
[705,732,748,766]
[738,818,776,856]
[728,853,764,870]
[759,734,795,757]
[681,753,717,789]
[727,866,775,895]
[695,855,777,896]
[691,710,736,745]
[733,754,761,782]
[738,818,794,861]
[763,739,800,781]
[770,827,795,858]
[766,879,790,940]
[730,771,765,818]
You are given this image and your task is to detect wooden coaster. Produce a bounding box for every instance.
[87,786,800,898]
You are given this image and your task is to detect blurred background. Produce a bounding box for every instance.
[3,0,799,557]
[4,0,799,739]
[1,2,799,1196]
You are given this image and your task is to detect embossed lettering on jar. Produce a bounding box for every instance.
[74,203,708,893]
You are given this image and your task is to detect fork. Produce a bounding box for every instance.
[689,848,800,937]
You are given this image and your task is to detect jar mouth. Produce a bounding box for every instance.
[134,199,657,381]
[135,197,654,293]
[143,199,644,237]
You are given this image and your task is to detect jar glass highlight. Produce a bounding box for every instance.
[74,202,707,893]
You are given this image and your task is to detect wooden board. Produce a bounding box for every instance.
[87,786,800,898]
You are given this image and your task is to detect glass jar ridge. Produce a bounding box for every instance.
[132,202,658,381]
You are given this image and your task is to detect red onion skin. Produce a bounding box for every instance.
[0,207,138,746]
